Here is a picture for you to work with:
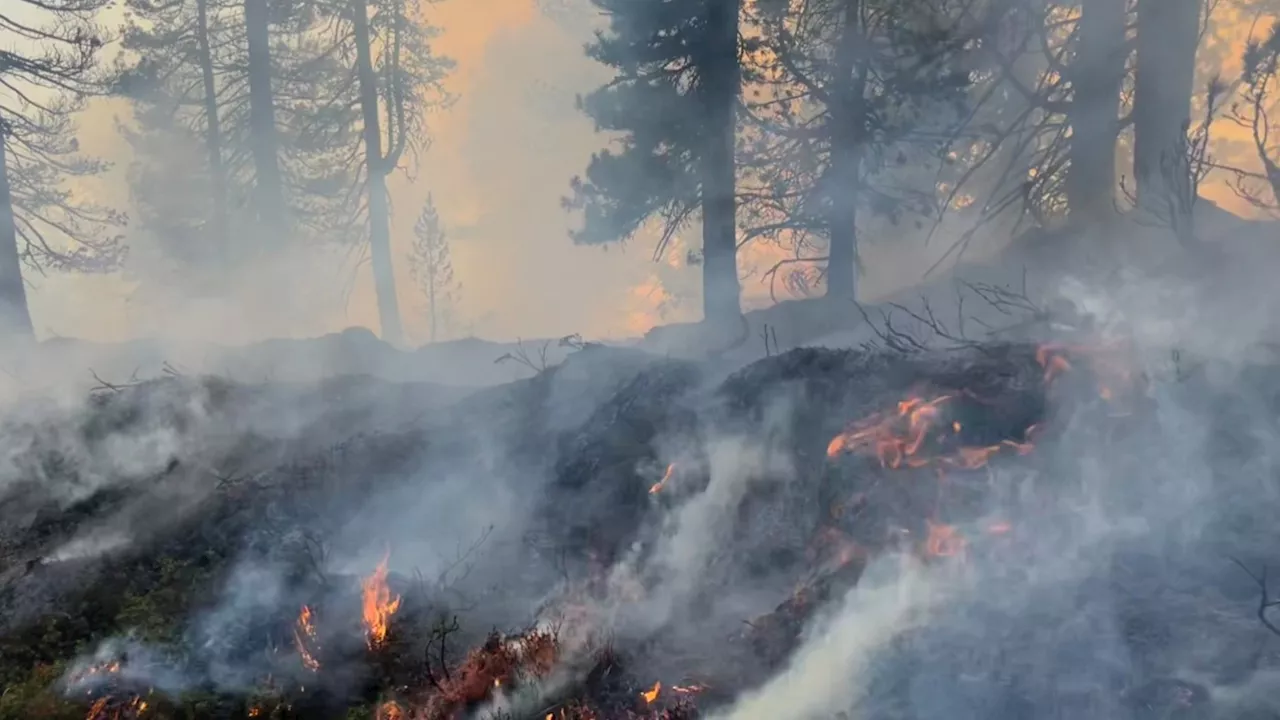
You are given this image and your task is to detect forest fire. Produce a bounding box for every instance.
[362,555,402,650]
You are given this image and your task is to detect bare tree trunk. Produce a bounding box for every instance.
[700,0,742,328]
[1134,0,1201,209]
[197,0,230,271]
[0,137,34,338]
[1065,0,1127,223]
[352,0,404,345]
[427,265,437,343]
[825,0,866,301]
[243,0,287,237]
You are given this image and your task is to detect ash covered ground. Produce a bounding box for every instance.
[5,321,1280,720]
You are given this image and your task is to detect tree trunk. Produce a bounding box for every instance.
[427,269,437,343]
[1065,0,1127,223]
[352,0,404,345]
[243,0,287,237]
[197,0,230,271]
[825,0,866,301]
[699,0,742,328]
[0,138,34,339]
[1133,0,1201,209]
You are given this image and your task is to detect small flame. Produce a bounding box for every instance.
[827,392,1035,471]
[649,464,675,495]
[376,701,405,720]
[294,605,321,671]
[362,553,402,650]
[641,681,661,704]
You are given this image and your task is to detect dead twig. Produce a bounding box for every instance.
[1230,557,1280,637]
[495,338,554,374]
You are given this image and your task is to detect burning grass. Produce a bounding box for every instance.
[2,338,1257,720]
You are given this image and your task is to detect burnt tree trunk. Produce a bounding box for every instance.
[825,0,867,302]
[0,134,34,338]
[352,0,404,345]
[1065,0,1128,223]
[1133,0,1201,210]
[197,0,230,270]
[243,0,287,238]
[699,0,742,329]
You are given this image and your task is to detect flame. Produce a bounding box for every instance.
[83,695,147,720]
[420,629,560,718]
[1036,341,1136,402]
[827,392,1036,471]
[641,681,661,704]
[362,554,402,650]
[293,605,321,671]
[649,463,675,495]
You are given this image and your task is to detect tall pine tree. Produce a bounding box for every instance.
[568,0,744,328]
[1,0,124,337]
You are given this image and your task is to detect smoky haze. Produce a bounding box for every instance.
[7,0,1280,720]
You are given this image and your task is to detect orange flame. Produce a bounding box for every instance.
[827,393,1036,471]
[1036,341,1136,401]
[362,554,402,650]
[649,464,675,495]
[83,695,147,720]
[641,681,661,704]
[293,605,320,671]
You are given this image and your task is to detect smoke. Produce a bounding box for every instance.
[716,556,939,720]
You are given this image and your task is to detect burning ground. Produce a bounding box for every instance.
[4,335,1280,719]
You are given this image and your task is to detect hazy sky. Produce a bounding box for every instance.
[15,0,1278,345]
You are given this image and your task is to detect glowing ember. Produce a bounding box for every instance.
[641,681,661,704]
[649,463,675,494]
[925,520,967,558]
[376,701,405,720]
[83,695,147,720]
[362,554,402,650]
[293,605,320,671]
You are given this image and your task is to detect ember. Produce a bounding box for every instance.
[649,463,675,495]
[83,694,147,720]
[924,520,966,558]
[376,700,406,720]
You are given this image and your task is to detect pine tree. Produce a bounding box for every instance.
[567,0,745,328]
[290,0,454,345]
[0,0,125,337]
[409,194,458,343]
[740,0,976,299]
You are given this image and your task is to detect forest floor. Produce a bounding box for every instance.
[5,324,1280,719]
